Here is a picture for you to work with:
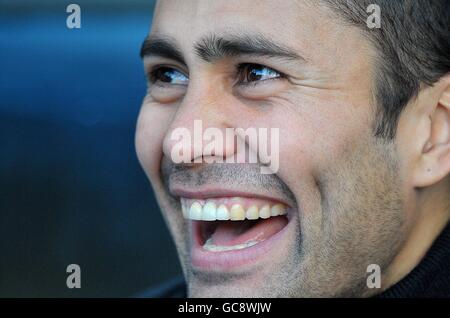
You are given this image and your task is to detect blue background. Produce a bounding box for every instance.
[0,0,181,297]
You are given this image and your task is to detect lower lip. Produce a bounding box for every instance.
[190,210,295,271]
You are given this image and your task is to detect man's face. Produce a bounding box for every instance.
[136,0,409,297]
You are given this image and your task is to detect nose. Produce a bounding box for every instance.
[162,83,237,164]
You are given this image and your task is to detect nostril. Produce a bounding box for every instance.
[163,126,194,164]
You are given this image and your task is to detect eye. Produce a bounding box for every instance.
[146,66,188,103]
[149,66,188,85]
[237,63,284,84]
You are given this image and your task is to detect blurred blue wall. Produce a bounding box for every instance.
[0,0,182,297]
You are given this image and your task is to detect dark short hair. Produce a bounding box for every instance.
[322,0,450,139]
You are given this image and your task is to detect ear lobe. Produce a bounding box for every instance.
[414,86,450,188]
[441,89,450,108]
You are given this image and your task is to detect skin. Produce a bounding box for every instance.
[136,0,450,297]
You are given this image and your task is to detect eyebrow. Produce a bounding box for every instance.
[140,36,186,65]
[194,34,305,62]
[140,33,306,64]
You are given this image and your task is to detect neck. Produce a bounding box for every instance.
[382,178,450,291]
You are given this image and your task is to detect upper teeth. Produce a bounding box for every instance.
[181,199,287,221]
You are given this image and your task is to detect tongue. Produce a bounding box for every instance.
[210,216,288,246]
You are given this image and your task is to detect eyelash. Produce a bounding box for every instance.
[235,63,285,86]
[148,66,188,85]
[147,63,285,86]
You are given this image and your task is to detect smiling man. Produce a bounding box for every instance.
[135,0,450,297]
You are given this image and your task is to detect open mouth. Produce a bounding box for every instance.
[180,196,292,269]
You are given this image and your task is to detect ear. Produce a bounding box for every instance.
[413,77,450,188]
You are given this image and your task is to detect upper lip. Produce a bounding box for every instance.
[169,185,294,207]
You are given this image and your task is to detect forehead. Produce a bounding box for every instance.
[149,0,371,70]
[151,0,339,60]
[149,0,374,92]
[152,0,321,31]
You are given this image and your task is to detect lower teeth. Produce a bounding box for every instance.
[202,238,260,252]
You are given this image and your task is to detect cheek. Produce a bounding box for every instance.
[288,98,370,169]
[273,95,372,199]
[135,102,173,180]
